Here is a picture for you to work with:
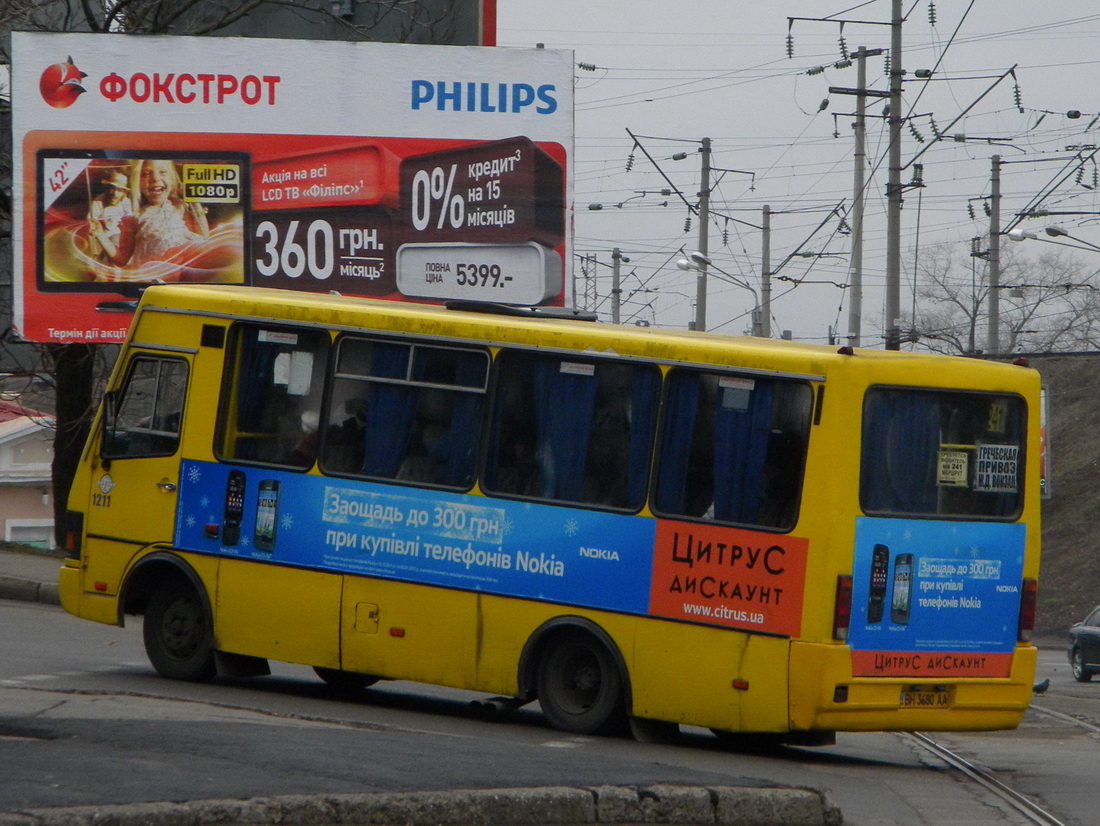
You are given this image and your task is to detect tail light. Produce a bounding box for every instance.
[1018,578,1038,642]
[833,575,853,641]
[64,510,84,560]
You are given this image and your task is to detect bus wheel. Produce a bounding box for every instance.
[313,666,379,691]
[537,631,624,734]
[143,582,216,681]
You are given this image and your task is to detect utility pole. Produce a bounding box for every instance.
[611,247,626,324]
[761,205,772,338]
[694,137,712,332]
[847,46,877,348]
[987,155,1002,354]
[884,0,903,350]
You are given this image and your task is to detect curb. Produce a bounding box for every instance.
[0,785,843,826]
[0,577,60,607]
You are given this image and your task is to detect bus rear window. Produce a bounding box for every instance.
[860,388,1026,518]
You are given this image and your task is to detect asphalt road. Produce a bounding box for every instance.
[6,598,1091,824]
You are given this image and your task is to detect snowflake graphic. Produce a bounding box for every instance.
[563,518,579,537]
[187,465,202,484]
[500,515,516,536]
[281,513,294,530]
[241,536,250,547]
[199,495,210,509]
[186,515,196,529]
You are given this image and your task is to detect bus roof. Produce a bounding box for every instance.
[134,284,1037,387]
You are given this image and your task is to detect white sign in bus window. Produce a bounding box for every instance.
[974,444,1019,493]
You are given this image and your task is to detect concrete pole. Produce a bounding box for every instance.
[847,46,870,348]
[611,247,623,325]
[694,137,712,332]
[884,0,903,350]
[760,205,771,338]
[987,155,1001,354]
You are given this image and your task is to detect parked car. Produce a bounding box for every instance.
[1068,606,1100,682]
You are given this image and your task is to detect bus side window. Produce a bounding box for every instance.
[654,370,811,531]
[216,325,329,469]
[319,337,488,489]
[483,351,659,510]
[103,356,189,459]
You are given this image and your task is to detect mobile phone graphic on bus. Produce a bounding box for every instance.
[890,553,914,625]
[867,544,889,623]
[254,480,280,552]
[221,470,246,546]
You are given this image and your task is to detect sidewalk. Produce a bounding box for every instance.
[0,548,62,606]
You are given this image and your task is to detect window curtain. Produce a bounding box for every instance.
[439,355,486,488]
[235,330,280,459]
[655,372,701,514]
[712,382,775,523]
[861,391,939,513]
[625,369,660,508]
[361,343,416,478]
[532,359,598,501]
[237,331,278,431]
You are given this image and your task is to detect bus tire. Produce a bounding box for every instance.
[313,666,379,691]
[143,582,216,682]
[537,630,624,735]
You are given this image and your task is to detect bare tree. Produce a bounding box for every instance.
[914,241,1100,355]
[0,0,461,45]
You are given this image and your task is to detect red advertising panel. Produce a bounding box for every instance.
[13,33,573,344]
[649,519,809,637]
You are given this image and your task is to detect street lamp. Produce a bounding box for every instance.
[677,252,763,336]
[1045,225,1100,254]
[1007,226,1100,255]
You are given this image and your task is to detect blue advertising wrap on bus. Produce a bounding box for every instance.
[174,459,656,613]
[848,516,1026,677]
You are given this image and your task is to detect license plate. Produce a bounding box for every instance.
[900,689,951,709]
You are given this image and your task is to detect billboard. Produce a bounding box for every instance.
[12,32,573,344]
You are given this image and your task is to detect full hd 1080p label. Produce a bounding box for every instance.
[183,163,241,203]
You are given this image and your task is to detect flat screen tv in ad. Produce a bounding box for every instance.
[37,149,250,296]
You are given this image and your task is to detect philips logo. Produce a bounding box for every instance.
[411,81,557,114]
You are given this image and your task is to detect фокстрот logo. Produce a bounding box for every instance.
[39,56,87,108]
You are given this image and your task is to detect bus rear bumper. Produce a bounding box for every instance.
[789,641,1037,732]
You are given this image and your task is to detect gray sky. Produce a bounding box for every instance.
[498,1,1100,345]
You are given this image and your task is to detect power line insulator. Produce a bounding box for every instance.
[927,1,937,25]
[786,33,794,59]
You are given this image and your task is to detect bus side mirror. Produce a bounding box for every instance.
[100,389,121,464]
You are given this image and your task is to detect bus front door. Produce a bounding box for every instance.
[82,352,192,595]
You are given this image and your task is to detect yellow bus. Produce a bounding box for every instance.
[60,284,1041,742]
